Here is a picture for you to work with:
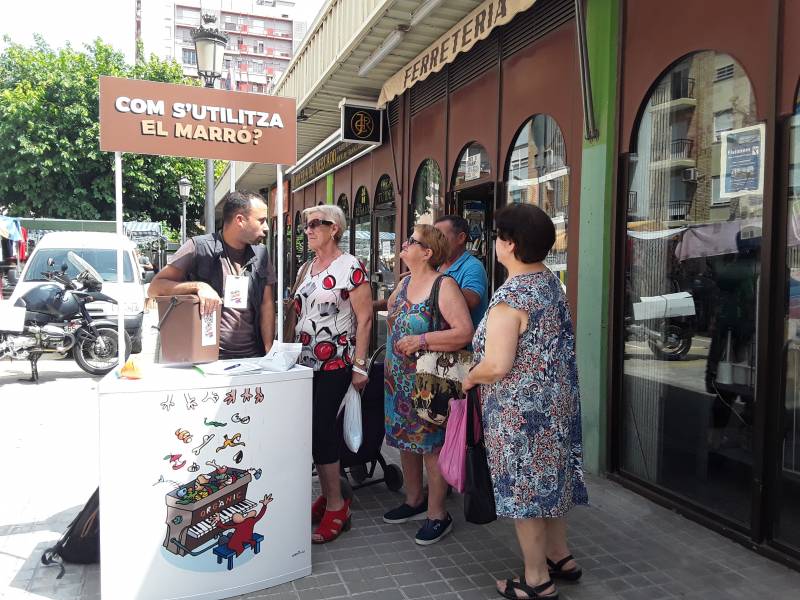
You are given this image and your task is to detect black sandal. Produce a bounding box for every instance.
[547,555,582,582]
[497,576,558,600]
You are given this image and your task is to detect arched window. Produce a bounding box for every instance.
[453,142,491,187]
[375,174,395,207]
[374,174,396,286]
[353,186,370,269]
[411,159,442,233]
[337,193,350,254]
[620,51,761,525]
[293,210,304,269]
[506,114,569,285]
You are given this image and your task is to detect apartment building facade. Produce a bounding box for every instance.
[137,0,300,94]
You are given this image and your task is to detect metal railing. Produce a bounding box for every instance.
[651,77,696,106]
[651,138,694,162]
[667,199,692,219]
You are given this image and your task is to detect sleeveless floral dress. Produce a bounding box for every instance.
[473,271,589,518]
[384,276,446,454]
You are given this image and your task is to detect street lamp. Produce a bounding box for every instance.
[191,14,228,234]
[179,176,191,245]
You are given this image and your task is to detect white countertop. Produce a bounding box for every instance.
[98,363,313,394]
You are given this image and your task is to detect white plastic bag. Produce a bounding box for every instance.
[341,384,362,453]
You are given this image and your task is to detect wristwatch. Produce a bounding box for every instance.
[354,357,367,368]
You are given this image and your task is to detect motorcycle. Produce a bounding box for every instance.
[0,252,130,382]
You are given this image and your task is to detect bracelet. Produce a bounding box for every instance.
[352,366,369,377]
[420,333,427,350]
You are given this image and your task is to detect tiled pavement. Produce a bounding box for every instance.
[7,457,800,600]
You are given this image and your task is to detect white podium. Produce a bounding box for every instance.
[98,364,313,600]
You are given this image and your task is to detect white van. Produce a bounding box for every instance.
[11,232,146,353]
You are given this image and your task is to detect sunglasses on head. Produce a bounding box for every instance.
[304,218,333,230]
[403,236,429,249]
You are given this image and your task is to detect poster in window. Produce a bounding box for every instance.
[465,154,481,182]
[720,124,765,199]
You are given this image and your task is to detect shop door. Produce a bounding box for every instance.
[774,86,800,556]
[372,175,397,350]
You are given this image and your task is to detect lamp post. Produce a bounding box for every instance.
[191,14,228,234]
[178,176,191,245]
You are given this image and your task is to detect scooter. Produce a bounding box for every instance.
[0,252,130,382]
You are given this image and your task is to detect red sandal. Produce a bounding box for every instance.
[312,496,327,524]
[312,498,351,544]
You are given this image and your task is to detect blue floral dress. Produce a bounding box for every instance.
[473,271,589,518]
[384,276,446,454]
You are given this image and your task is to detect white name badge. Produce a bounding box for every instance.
[223,274,249,309]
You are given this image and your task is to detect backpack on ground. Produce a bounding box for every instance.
[41,487,99,578]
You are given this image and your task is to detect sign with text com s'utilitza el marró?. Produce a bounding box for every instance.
[99,76,296,164]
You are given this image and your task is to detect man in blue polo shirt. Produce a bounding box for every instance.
[434,215,489,328]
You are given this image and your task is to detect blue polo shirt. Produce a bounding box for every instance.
[442,251,489,329]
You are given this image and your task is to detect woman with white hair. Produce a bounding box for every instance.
[291,204,372,544]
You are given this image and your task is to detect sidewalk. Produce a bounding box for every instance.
[4,463,800,600]
[3,310,800,599]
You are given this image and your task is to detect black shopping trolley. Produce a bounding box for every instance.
[337,345,403,493]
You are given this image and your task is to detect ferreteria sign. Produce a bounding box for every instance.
[378,0,536,106]
[99,76,296,164]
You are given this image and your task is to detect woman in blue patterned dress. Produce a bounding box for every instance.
[383,224,474,545]
[464,204,588,600]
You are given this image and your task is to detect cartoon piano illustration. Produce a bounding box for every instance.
[162,462,271,569]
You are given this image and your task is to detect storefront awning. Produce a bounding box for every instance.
[378,0,538,106]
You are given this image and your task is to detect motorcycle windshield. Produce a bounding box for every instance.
[67,251,103,286]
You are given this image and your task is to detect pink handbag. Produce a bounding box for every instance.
[438,397,469,492]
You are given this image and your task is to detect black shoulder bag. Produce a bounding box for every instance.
[464,388,497,524]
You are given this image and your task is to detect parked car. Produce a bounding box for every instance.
[10,232,146,353]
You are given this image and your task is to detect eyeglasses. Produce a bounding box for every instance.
[304,218,334,230]
[403,237,428,249]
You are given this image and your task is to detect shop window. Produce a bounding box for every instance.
[374,175,396,349]
[506,114,569,287]
[293,211,304,272]
[779,84,800,551]
[621,51,761,526]
[337,193,350,254]
[353,186,370,270]
[411,159,442,234]
[453,142,491,187]
[283,213,291,295]
[374,175,396,288]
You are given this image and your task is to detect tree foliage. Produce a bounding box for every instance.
[0,36,221,234]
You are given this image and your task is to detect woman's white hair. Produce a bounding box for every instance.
[302,205,348,241]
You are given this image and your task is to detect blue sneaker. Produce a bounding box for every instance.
[414,513,453,545]
[383,499,428,524]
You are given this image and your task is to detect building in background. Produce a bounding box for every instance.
[136,0,302,94]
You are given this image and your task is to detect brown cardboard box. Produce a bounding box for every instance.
[155,295,220,365]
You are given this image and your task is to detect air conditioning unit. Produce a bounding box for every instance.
[682,168,699,182]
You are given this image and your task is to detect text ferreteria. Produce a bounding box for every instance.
[402,0,508,90]
[378,0,536,106]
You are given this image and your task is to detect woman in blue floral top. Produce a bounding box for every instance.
[464,204,588,600]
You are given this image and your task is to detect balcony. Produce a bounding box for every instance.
[649,138,696,169]
[650,77,696,111]
[667,199,692,220]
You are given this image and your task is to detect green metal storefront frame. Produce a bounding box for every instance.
[575,0,619,473]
